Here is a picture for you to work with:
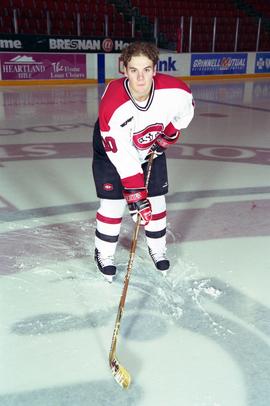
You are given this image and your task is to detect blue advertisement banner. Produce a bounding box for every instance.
[255,53,270,73]
[191,53,248,76]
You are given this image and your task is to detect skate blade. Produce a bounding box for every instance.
[103,274,115,283]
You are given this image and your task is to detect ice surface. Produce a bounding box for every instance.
[1,222,270,405]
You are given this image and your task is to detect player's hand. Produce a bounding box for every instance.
[123,187,152,225]
[150,131,180,155]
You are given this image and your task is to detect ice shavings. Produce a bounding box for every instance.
[189,279,235,336]
[193,279,222,299]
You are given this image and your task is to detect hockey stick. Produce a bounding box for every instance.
[109,152,155,389]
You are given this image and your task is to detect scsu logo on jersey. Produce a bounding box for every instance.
[138,133,155,144]
[133,123,164,149]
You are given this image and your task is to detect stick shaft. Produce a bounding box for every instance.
[109,153,155,359]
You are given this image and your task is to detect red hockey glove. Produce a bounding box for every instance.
[123,187,152,225]
[151,131,180,155]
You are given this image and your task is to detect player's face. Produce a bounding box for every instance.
[124,55,156,101]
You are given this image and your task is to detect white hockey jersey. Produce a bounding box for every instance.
[99,73,194,189]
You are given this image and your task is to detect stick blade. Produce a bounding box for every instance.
[110,356,131,389]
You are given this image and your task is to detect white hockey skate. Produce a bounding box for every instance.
[148,247,170,276]
[94,249,116,283]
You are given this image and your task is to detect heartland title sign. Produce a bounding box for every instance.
[0,53,86,80]
[0,34,131,53]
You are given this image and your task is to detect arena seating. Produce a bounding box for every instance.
[244,0,270,18]
[0,0,269,51]
[0,0,132,37]
[128,0,270,51]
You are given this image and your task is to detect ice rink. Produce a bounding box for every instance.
[1,77,270,405]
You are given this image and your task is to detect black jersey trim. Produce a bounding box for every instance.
[124,78,155,111]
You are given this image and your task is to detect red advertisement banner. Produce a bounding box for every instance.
[0,53,86,80]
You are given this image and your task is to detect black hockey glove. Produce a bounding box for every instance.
[123,187,152,225]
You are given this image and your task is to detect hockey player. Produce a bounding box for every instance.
[92,41,194,282]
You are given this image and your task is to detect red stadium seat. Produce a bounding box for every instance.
[1,0,269,50]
